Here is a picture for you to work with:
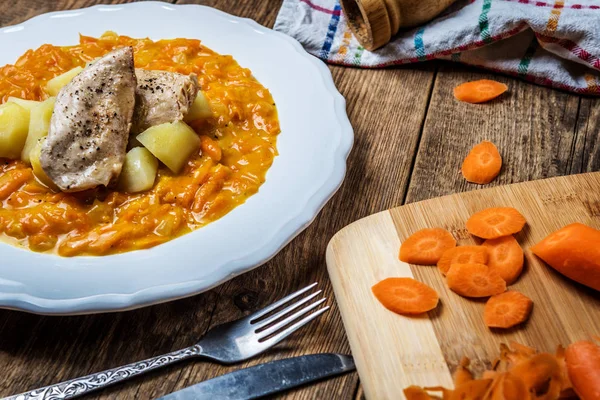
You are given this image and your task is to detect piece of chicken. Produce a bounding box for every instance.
[131,69,198,135]
[40,47,136,192]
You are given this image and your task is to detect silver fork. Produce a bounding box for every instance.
[6,283,329,400]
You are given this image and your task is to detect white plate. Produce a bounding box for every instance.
[0,2,353,314]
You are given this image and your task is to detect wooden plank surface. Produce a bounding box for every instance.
[328,173,600,399]
[0,1,598,399]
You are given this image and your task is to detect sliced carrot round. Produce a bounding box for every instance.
[484,291,532,329]
[482,236,524,285]
[399,228,457,265]
[466,207,526,239]
[565,340,600,400]
[453,79,508,104]
[371,277,439,315]
[461,141,502,185]
[446,263,506,298]
[437,245,489,275]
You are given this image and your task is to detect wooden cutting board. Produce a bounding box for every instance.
[326,172,600,399]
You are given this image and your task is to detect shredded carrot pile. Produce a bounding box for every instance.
[404,339,600,400]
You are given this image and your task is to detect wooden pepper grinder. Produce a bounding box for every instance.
[341,0,456,50]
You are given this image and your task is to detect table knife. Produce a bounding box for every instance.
[157,353,355,400]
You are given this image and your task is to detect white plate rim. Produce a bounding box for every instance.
[0,1,353,315]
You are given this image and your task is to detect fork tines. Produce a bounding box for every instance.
[250,282,329,344]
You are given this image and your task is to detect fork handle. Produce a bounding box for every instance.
[6,345,203,400]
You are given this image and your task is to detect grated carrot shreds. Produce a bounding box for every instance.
[402,340,596,400]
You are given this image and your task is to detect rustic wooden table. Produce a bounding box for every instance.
[1,0,598,399]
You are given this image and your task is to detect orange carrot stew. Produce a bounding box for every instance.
[446,263,506,298]
[437,245,489,275]
[399,228,456,265]
[484,290,532,329]
[565,340,600,400]
[466,207,526,239]
[371,278,439,315]
[531,222,600,292]
[453,79,508,104]
[482,236,524,285]
[405,340,587,400]
[461,141,502,185]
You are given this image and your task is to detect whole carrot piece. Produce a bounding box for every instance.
[531,223,600,291]
[565,340,600,400]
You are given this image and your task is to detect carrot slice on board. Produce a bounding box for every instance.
[482,236,524,285]
[403,386,436,400]
[399,228,457,265]
[437,245,489,275]
[565,340,600,400]
[453,79,508,104]
[446,263,506,298]
[466,207,526,239]
[371,277,439,315]
[461,141,502,185]
[484,291,532,329]
[531,222,600,291]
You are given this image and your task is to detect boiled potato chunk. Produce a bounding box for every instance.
[7,97,40,111]
[118,147,159,193]
[136,121,200,173]
[184,91,212,122]
[46,66,84,96]
[21,97,56,164]
[0,102,30,159]
[30,137,58,191]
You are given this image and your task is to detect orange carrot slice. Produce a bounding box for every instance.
[466,207,526,239]
[371,277,439,315]
[403,386,436,400]
[446,263,506,298]
[437,245,489,275]
[461,141,502,185]
[531,222,600,292]
[565,340,600,400]
[484,291,532,329]
[482,236,524,285]
[453,79,508,104]
[399,228,457,265]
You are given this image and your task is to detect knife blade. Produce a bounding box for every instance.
[157,353,355,400]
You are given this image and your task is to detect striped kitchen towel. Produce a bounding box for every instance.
[274,0,600,94]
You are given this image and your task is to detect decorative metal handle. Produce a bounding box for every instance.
[6,345,203,400]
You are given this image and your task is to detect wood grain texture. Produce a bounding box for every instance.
[328,172,600,399]
[0,1,436,399]
[405,63,582,203]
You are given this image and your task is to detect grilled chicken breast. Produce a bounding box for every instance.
[131,69,198,134]
[41,47,136,192]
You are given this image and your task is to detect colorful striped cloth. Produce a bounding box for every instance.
[274,0,600,94]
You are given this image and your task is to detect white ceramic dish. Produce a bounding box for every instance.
[0,2,353,314]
